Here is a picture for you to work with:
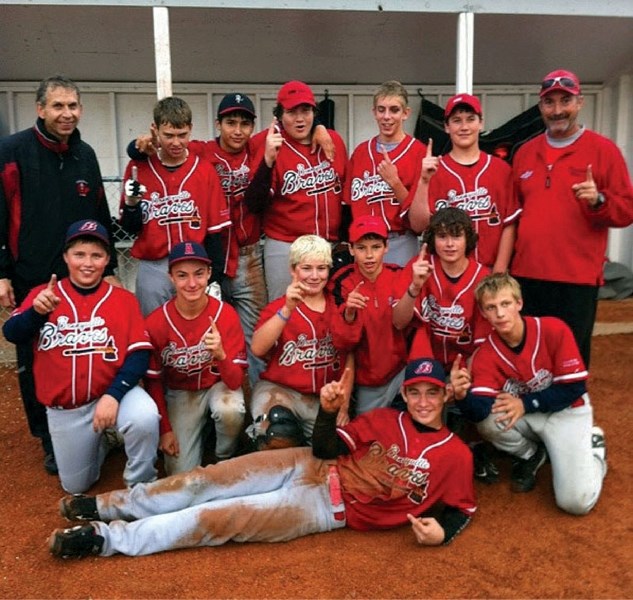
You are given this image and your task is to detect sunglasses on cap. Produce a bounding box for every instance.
[541,76,577,91]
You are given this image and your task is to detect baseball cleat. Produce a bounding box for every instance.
[591,425,607,476]
[510,443,547,493]
[470,442,500,484]
[49,524,104,559]
[59,494,100,521]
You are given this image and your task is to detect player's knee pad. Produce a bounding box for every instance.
[256,405,306,451]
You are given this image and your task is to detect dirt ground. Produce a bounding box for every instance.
[0,300,631,599]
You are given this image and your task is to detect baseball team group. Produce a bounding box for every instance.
[0,69,631,560]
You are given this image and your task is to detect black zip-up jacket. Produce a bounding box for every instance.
[0,118,117,299]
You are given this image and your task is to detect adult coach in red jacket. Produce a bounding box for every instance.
[511,69,633,366]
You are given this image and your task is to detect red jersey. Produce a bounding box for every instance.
[336,408,476,530]
[257,129,347,242]
[401,255,491,368]
[256,295,349,395]
[345,134,426,233]
[144,297,247,435]
[17,279,151,409]
[428,152,520,269]
[189,139,261,278]
[328,263,408,386]
[120,153,231,260]
[511,129,633,285]
[471,316,588,401]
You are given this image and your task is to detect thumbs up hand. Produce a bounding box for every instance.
[571,164,602,207]
[33,274,61,315]
[203,317,226,361]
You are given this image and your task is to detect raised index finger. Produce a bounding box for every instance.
[48,274,57,290]
[451,353,463,373]
[418,242,427,261]
[351,280,365,294]
[268,118,278,136]
[338,367,353,389]
[208,317,217,333]
[426,138,433,157]
[131,165,138,181]
[586,164,593,182]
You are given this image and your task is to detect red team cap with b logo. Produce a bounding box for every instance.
[168,241,211,267]
[348,215,389,243]
[403,358,447,388]
[444,93,483,119]
[277,81,316,110]
[65,219,110,247]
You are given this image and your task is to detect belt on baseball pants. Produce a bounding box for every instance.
[387,230,408,238]
[328,464,346,522]
[238,242,260,256]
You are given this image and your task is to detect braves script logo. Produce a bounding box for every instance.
[142,191,201,229]
[38,316,119,361]
[503,368,553,397]
[278,332,339,370]
[421,296,472,344]
[435,187,500,225]
[350,171,398,206]
[161,341,217,376]
[368,442,430,504]
[280,161,341,196]
[215,164,251,199]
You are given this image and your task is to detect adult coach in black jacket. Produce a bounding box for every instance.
[0,75,118,475]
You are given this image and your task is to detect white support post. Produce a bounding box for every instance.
[153,7,172,100]
[455,12,474,94]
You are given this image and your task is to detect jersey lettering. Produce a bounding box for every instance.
[350,172,398,205]
[38,316,119,361]
[278,332,339,370]
[280,161,340,196]
[141,191,202,229]
[435,187,500,225]
[160,341,219,376]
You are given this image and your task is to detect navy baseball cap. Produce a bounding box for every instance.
[65,219,110,247]
[168,241,211,268]
[217,93,256,119]
[403,358,446,388]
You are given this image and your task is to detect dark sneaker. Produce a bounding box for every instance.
[471,442,500,484]
[511,444,547,492]
[59,494,99,521]
[44,453,58,476]
[591,426,607,476]
[49,524,104,559]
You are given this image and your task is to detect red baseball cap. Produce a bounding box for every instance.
[444,93,482,119]
[539,69,581,97]
[349,215,388,243]
[403,358,446,388]
[277,81,316,110]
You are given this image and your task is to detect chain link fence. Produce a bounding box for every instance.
[0,176,137,370]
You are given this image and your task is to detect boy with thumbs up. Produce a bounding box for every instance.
[143,241,247,474]
[344,80,427,266]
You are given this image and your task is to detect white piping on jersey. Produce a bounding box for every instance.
[366,136,417,231]
[213,151,251,271]
[282,140,330,240]
[397,411,454,462]
[161,299,226,388]
[438,153,493,264]
[58,280,113,407]
[147,154,201,250]
[294,304,320,393]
